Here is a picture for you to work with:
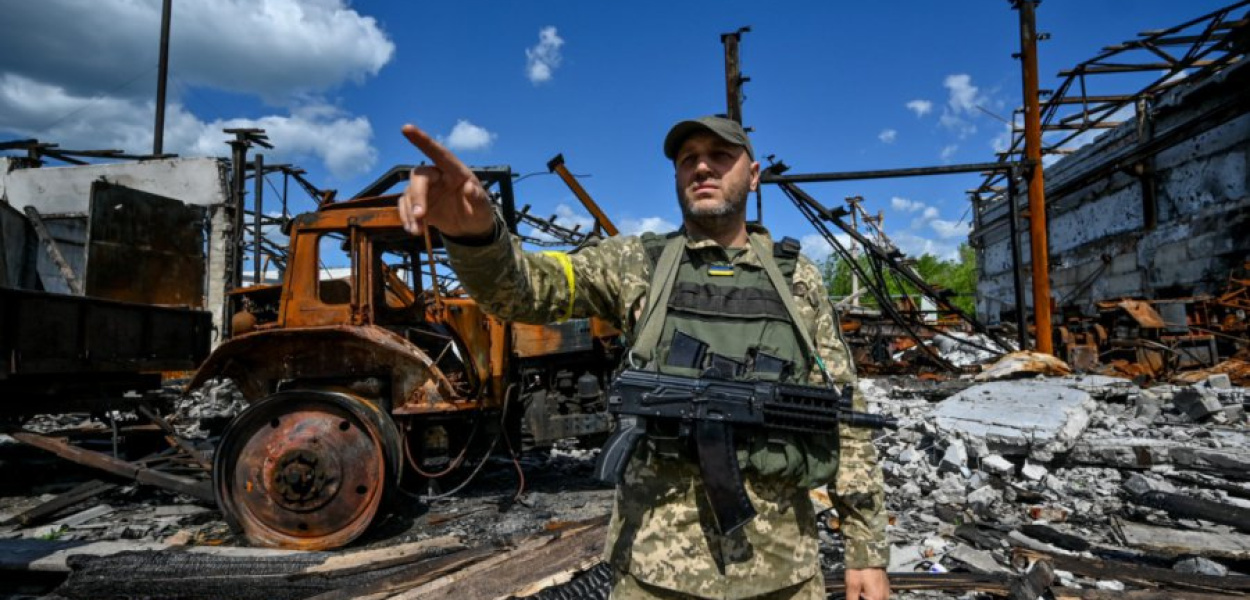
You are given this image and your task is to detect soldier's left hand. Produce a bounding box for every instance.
[845,568,889,600]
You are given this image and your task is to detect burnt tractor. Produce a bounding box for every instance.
[190,167,622,549]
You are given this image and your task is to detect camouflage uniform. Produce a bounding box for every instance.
[445,221,888,599]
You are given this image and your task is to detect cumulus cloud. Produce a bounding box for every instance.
[620,215,678,236]
[944,74,981,113]
[0,0,392,179]
[891,196,926,213]
[878,128,897,144]
[890,230,963,261]
[940,144,959,162]
[0,73,377,179]
[525,26,565,84]
[937,73,989,139]
[441,119,496,152]
[905,99,933,117]
[0,0,393,102]
[930,218,970,239]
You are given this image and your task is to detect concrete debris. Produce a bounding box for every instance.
[931,379,1095,461]
[1174,556,1229,577]
[1172,385,1225,421]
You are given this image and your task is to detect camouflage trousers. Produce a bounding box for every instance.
[610,568,826,600]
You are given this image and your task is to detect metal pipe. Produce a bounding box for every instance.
[253,153,264,285]
[546,154,618,236]
[760,161,1014,184]
[1017,0,1054,355]
[1006,169,1029,350]
[153,0,171,155]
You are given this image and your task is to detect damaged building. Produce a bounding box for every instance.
[972,11,1250,376]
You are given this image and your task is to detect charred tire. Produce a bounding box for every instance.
[213,389,402,550]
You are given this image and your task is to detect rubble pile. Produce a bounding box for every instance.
[841,372,1250,597]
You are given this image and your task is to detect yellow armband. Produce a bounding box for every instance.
[541,251,575,321]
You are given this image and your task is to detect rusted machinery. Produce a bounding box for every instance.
[190,170,623,550]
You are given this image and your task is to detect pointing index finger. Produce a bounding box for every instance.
[401,123,474,181]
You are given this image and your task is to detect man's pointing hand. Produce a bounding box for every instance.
[398,123,496,239]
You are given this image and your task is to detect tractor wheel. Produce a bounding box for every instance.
[213,390,401,550]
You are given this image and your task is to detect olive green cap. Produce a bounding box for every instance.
[663,115,754,161]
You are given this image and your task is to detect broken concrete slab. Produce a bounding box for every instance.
[1173,386,1224,421]
[1113,518,1250,560]
[1071,433,1250,476]
[931,380,1095,461]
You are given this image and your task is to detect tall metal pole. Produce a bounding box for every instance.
[253,154,264,285]
[720,27,749,124]
[1016,0,1054,355]
[1006,169,1030,350]
[153,0,172,155]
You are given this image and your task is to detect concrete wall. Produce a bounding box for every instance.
[0,157,234,343]
[972,61,1250,324]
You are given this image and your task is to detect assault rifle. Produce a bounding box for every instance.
[593,348,897,535]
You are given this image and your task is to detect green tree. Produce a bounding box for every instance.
[822,243,977,316]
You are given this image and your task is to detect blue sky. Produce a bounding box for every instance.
[0,1,1236,264]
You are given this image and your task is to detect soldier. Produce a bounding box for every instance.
[398,116,890,600]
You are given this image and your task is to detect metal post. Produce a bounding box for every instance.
[253,153,264,285]
[720,27,749,124]
[153,0,172,155]
[1016,0,1054,354]
[848,197,861,308]
[1007,168,1030,350]
[228,139,247,293]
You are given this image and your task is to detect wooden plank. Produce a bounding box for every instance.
[1114,518,1250,560]
[10,431,213,502]
[390,517,609,600]
[0,538,307,573]
[1128,490,1250,533]
[1013,548,1250,593]
[0,479,116,527]
[290,535,465,579]
[1052,588,1249,600]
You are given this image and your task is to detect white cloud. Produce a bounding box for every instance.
[0,0,393,102]
[525,26,565,84]
[939,113,977,139]
[0,73,377,178]
[991,121,1016,154]
[944,74,981,113]
[878,128,897,144]
[0,1,392,179]
[939,144,959,162]
[922,206,939,220]
[799,233,852,264]
[905,99,933,117]
[890,230,962,261]
[441,119,496,152]
[930,218,970,239]
[620,215,678,236]
[891,196,926,213]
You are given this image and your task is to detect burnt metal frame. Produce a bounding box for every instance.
[968,1,1248,348]
[762,161,1021,370]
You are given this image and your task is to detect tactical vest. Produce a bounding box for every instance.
[637,231,809,383]
[632,231,840,487]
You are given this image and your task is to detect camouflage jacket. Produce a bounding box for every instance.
[445,221,888,596]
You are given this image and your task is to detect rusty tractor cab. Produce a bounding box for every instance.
[190,166,623,550]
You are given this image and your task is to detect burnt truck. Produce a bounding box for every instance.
[190,168,623,550]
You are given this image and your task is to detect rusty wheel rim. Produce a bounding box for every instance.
[214,390,398,550]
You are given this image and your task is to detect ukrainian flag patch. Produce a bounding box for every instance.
[708,265,734,276]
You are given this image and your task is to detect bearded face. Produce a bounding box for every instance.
[673,132,759,229]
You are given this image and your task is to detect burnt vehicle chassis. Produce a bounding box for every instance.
[191,168,623,550]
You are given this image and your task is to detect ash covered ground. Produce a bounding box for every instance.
[3,369,1249,599]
